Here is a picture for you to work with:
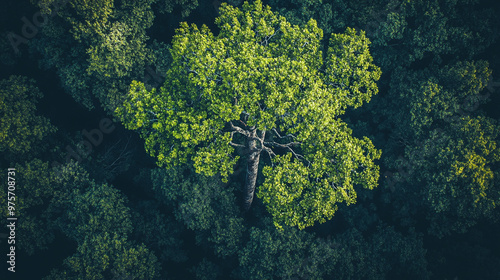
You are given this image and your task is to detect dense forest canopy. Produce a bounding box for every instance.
[0,0,499,279]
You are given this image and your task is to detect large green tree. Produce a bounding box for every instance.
[118,0,381,229]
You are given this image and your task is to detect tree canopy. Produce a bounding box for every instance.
[0,75,56,155]
[118,0,381,229]
[2,0,499,279]
[378,59,500,236]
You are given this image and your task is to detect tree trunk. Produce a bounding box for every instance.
[243,130,263,211]
[244,149,260,211]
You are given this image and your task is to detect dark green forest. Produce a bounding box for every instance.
[1,0,499,279]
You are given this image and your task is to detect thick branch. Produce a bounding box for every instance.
[271,128,297,140]
[230,121,251,137]
[263,141,301,148]
[264,140,310,166]
[229,141,246,149]
[262,145,276,165]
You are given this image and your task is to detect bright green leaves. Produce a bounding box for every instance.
[0,76,56,155]
[212,0,325,130]
[117,80,158,130]
[118,0,381,229]
[119,0,325,177]
[192,132,240,181]
[260,126,381,230]
[326,27,381,109]
[259,85,381,230]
